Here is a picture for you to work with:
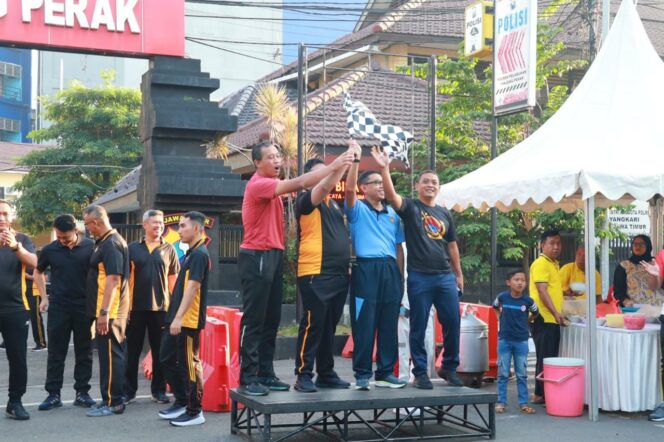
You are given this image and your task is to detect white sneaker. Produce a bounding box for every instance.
[158,404,186,420]
[170,412,205,427]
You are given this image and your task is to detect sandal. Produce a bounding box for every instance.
[520,405,536,414]
[495,404,507,414]
[531,396,545,405]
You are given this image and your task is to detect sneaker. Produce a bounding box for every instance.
[353,379,371,391]
[122,394,136,405]
[375,374,407,389]
[413,373,434,390]
[86,404,124,417]
[648,402,664,422]
[38,393,63,411]
[294,375,317,393]
[5,401,30,420]
[239,382,269,396]
[32,345,47,352]
[438,370,463,387]
[258,376,290,391]
[315,374,351,389]
[73,392,96,408]
[159,404,187,420]
[170,411,205,427]
[151,392,171,404]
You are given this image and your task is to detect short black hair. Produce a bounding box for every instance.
[358,170,380,185]
[540,229,560,243]
[303,158,325,174]
[53,214,77,232]
[416,170,439,182]
[184,211,206,229]
[251,141,275,163]
[505,269,526,281]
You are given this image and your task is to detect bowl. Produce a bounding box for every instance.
[623,315,646,330]
[621,307,639,313]
[570,282,585,293]
[605,313,624,328]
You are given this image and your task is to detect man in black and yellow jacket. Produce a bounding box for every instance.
[0,199,37,421]
[83,205,130,417]
[158,211,210,427]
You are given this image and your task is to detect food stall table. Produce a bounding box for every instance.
[559,322,662,412]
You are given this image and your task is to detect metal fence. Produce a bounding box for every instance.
[219,224,243,262]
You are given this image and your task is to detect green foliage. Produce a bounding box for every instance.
[15,72,142,234]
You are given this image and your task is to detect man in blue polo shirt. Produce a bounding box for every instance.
[344,140,405,390]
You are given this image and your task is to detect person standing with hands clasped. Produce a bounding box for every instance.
[493,270,538,414]
[371,147,464,389]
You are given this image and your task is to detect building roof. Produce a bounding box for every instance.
[0,142,49,172]
[94,165,141,205]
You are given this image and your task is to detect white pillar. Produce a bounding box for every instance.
[600,214,610,300]
[584,196,599,422]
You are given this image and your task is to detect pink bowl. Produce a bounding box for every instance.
[623,315,646,330]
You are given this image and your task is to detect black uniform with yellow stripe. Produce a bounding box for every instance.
[124,238,179,399]
[0,231,35,403]
[161,239,210,415]
[86,229,129,408]
[294,192,350,379]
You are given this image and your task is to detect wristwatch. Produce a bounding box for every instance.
[99,308,108,316]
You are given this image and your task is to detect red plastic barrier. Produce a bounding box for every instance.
[340,335,379,361]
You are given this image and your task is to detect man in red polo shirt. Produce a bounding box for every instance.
[238,141,355,396]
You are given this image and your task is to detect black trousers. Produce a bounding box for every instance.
[530,315,561,398]
[295,274,348,378]
[97,318,127,407]
[160,327,202,415]
[45,305,93,395]
[350,258,402,381]
[660,315,664,398]
[124,310,166,397]
[238,249,283,385]
[27,294,46,347]
[0,310,29,402]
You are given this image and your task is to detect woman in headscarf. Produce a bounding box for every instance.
[613,235,664,306]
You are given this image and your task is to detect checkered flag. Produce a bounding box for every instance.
[343,93,413,168]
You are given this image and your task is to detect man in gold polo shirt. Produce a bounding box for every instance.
[559,245,602,301]
[529,230,565,405]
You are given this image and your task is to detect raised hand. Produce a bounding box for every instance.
[330,150,355,171]
[370,146,390,170]
[640,260,661,278]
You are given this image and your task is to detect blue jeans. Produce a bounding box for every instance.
[497,339,529,406]
[407,271,459,376]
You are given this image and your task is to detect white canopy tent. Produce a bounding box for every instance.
[436,0,664,421]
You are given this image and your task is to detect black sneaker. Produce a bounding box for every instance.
[159,403,187,420]
[38,393,63,410]
[413,373,434,390]
[438,369,463,387]
[122,394,136,405]
[649,402,664,422]
[6,401,30,420]
[294,375,317,393]
[73,392,96,408]
[258,376,290,391]
[151,392,170,404]
[170,411,205,427]
[239,382,269,396]
[32,344,47,352]
[315,374,351,389]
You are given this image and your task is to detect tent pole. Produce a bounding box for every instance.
[584,196,599,421]
[490,0,498,301]
[600,215,609,300]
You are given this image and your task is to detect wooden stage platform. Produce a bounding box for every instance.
[230,385,497,442]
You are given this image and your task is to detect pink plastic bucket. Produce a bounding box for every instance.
[536,357,585,417]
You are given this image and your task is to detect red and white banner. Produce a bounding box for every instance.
[0,0,184,57]
[493,0,537,115]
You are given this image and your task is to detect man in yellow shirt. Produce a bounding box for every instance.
[559,246,601,300]
[529,230,565,405]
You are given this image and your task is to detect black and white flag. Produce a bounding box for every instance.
[343,93,413,168]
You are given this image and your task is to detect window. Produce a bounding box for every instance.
[0,61,22,101]
[0,117,21,142]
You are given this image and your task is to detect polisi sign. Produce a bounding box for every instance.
[0,0,184,57]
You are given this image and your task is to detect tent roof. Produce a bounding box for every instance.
[436,0,664,213]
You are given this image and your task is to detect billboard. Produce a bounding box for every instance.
[493,0,537,115]
[0,0,184,58]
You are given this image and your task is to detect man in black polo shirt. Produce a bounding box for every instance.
[82,205,130,417]
[158,211,210,427]
[34,214,96,411]
[373,149,465,389]
[124,209,179,404]
[0,199,37,420]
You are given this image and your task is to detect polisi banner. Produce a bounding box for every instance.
[493,0,537,115]
[0,0,184,57]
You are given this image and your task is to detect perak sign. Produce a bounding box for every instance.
[493,0,537,115]
[0,0,184,58]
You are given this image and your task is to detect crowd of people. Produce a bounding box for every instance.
[1,138,663,427]
[0,202,210,426]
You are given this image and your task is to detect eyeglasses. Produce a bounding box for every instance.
[363,180,383,186]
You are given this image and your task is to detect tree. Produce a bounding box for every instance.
[15,72,142,234]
